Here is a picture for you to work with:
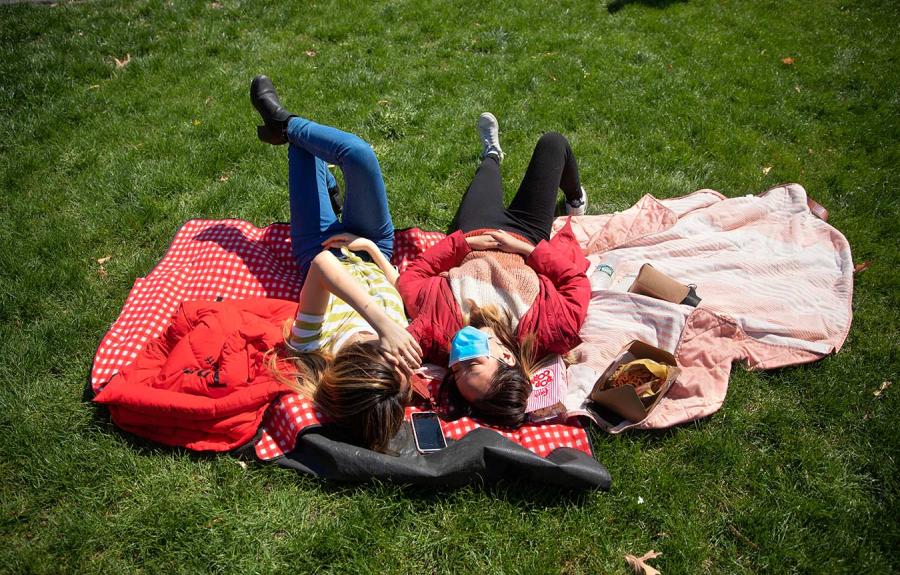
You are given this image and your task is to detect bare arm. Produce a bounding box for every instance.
[366,247,399,285]
[300,250,422,368]
[321,233,399,285]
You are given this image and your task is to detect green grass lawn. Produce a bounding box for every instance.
[1,0,898,572]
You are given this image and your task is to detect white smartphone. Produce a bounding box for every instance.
[411,411,447,453]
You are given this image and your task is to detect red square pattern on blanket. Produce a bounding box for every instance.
[92,220,590,460]
[254,392,592,461]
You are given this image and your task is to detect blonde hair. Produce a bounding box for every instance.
[440,302,544,427]
[267,320,410,453]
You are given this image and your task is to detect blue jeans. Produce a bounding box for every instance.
[286,116,394,278]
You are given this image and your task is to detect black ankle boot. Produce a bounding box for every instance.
[250,75,294,145]
[328,182,343,216]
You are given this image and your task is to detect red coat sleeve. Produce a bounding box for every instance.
[397,231,470,317]
[517,223,591,355]
[397,231,470,363]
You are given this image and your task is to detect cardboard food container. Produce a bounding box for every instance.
[589,340,680,424]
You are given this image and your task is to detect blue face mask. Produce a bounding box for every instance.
[449,326,491,366]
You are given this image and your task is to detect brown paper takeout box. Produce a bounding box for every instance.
[589,340,681,424]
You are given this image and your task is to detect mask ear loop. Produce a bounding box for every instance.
[487,334,516,367]
[491,354,515,367]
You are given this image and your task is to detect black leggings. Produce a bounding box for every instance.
[449,132,582,244]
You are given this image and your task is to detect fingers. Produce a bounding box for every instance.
[323,233,347,244]
[402,347,421,370]
[381,349,420,380]
[394,359,414,381]
[322,233,355,247]
[321,238,345,249]
[469,234,500,250]
[484,231,507,245]
[380,350,400,367]
[401,332,422,364]
[396,341,420,368]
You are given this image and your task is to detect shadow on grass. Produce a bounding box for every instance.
[193,223,300,299]
[86,409,594,506]
[607,0,688,14]
[83,361,701,508]
[83,386,598,506]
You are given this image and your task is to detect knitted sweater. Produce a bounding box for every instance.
[447,235,540,329]
[399,219,592,364]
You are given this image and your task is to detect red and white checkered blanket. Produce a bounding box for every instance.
[91,220,592,460]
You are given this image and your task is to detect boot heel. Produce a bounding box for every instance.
[257,124,286,145]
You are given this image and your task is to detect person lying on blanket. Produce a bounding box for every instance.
[251,75,422,453]
[398,115,592,428]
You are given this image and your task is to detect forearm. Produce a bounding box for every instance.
[367,245,399,285]
[515,244,535,258]
[302,251,394,334]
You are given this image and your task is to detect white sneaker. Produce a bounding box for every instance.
[565,186,588,216]
[477,112,504,162]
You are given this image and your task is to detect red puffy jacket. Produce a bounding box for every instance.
[93,298,297,451]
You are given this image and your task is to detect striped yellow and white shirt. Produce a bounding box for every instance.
[287,249,407,354]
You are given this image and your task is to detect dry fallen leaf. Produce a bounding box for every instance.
[853,261,872,274]
[97,267,108,279]
[795,85,802,93]
[781,57,795,65]
[114,53,132,69]
[762,166,772,175]
[625,550,662,575]
[97,256,112,265]
[217,173,230,183]
[305,49,317,57]
[874,380,892,398]
[209,1,222,8]
[728,524,759,549]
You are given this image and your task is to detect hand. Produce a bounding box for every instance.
[375,321,423,375]
[322,233,375,254]
[465,234,500,251]
[485,229,535,257]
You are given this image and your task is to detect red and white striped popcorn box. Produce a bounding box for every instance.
[526,355,567,420]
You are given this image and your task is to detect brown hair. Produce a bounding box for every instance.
[267,323,410,453]
[438,302,542,428]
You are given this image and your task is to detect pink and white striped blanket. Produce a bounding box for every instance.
[555,183,854,431]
